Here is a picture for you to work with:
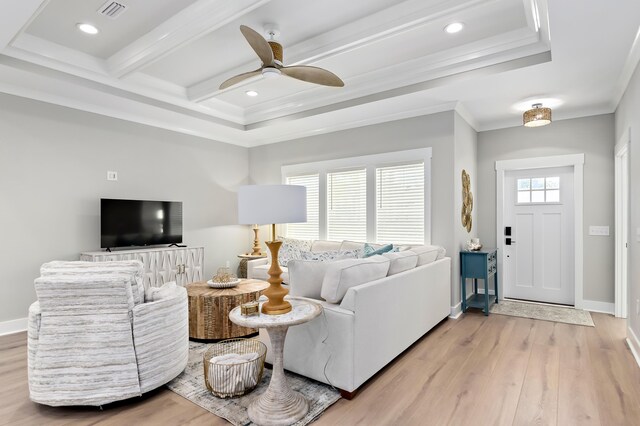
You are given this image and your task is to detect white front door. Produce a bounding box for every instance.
[503,166,575,305]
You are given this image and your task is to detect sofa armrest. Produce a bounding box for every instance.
[247,258,269,279]
[132,286,188,393]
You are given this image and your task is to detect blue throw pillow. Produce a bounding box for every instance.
[363,243,394,257]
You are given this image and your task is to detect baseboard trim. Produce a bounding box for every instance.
[449,302,462,319]
[0,317,28,336]
[582,300,615,315]
[626,326,640,369]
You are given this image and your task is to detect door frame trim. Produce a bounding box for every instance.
[615,129,630,318]
[496,154,585,308]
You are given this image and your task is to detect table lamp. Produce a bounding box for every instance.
[238,185,307,315]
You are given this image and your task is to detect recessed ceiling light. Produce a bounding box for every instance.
[444,22,464,34]
[77,23,99,35]
[246,90,258,97]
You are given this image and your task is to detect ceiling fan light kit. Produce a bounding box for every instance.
[523,103,552,127]
[219,25,345,90]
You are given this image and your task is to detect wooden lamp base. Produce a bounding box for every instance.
[251,225,263,256]
[262,240,292,315]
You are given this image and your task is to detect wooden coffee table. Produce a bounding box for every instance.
[186,279,269,340]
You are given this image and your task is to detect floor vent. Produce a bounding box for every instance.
[98,1,127,19]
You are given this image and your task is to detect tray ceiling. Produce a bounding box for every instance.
[0,0,638,146]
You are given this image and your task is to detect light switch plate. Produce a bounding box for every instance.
[589,226,610,236]
[107,171,118,181]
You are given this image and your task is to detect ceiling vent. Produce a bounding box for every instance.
[98,1,127,19]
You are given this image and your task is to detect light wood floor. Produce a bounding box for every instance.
[2,312,640,426]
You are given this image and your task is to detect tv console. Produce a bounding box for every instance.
[80,246,204,287]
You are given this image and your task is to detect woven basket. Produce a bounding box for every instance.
[203,338,267,398]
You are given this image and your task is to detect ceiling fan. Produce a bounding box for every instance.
[219,25,345,90]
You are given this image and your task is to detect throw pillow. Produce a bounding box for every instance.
[266,237,312,267]
[383,251,419,275]
[145,281,177,302]
[287,260,337,299]
[363,243,395,257]
[299,249,360,261]
[409,245,447,266]
[320,255,391,304]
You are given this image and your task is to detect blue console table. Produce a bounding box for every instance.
[460,248,498,316]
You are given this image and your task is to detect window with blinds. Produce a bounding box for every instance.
[285,174,320,240]
[376,162,424,244]
[327,168,367,242]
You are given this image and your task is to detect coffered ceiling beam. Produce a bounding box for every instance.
[186,0,488,103]
[107,0,272,78]
[0,0,49,51]
[245,51,552,131]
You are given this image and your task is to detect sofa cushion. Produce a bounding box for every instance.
[408,245,446,266]
[321,256,391,304]
[252,264,289,283]
[310,240,342,252]
[287,260,337,299]
[363,243,395,257]
[299,249,360,262]
[339,240,366,251]
[382,251,419,275]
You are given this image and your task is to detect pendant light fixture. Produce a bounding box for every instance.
[523,103,552,127]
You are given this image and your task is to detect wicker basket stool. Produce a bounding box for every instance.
[203,338,267,398]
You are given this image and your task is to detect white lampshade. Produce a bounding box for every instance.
[238,185,307,225]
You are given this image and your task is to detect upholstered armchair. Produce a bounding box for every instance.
[27,260,188,407]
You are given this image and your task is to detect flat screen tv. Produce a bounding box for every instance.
[101,198,183,249]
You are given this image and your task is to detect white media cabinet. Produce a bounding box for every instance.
[80,246,204,287]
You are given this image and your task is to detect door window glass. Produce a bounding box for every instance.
[516,177,560,204]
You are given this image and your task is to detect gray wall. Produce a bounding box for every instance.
[615,62,640,337]
[454,113,479,303]
[0,93,250,323]
[477,114,616,304]
[249,112,464,307]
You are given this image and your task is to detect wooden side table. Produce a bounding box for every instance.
[237,254,267,278]
[229,297,322,426]
[186,279,268,340]
[460,248,498,316]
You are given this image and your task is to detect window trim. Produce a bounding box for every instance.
[281,148,432,244]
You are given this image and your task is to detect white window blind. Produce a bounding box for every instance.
[285,174,319,240]
[376,162,424,244]
[327,168,367,242]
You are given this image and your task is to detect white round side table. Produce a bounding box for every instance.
[229,297,322,426]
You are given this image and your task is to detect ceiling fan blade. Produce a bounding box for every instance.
[281,65,344,87]
[240,25,274,66]
[219,69,262,90]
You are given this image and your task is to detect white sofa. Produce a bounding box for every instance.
[248,240,451,397]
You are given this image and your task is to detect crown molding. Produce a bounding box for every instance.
[612,25,640,110]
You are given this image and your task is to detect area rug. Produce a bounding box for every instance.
[166,342,341,426]
[490,299,594,327]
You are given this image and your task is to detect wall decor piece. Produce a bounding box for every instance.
[461,170,473,232]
